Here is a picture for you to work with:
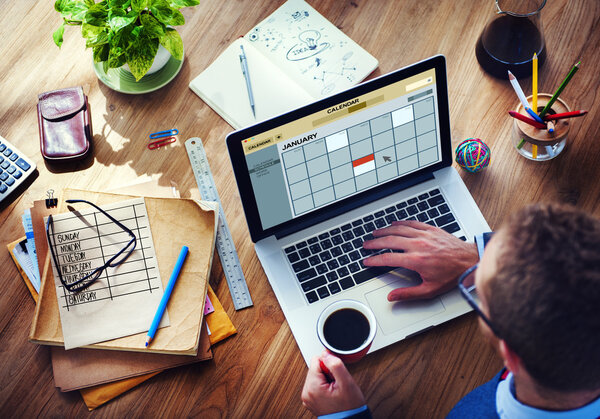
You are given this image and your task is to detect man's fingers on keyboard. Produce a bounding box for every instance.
[363,252,416,270]
[372,224,423,238]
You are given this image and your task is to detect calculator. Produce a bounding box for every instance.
[0,135,37,204]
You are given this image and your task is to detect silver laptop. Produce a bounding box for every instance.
[226,55,490,364]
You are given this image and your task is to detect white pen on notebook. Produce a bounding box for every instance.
[239,45,256,117]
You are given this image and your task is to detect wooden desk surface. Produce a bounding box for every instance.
[1,1,599,416]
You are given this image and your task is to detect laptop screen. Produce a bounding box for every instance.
[227,56,451,242]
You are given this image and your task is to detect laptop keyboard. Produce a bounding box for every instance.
[283,188,466,304]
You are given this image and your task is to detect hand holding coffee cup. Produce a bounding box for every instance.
[317,300,377,363]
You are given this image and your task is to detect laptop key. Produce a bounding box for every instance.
[426,220,436,226]
[342,231,354,241]
[292,259,309,272]
[385,214,397,224]
[443,222,461,234]
[287,252,300,263]
[309,255,321,266]
[364,222,375,232]
[339,277,355,290]
[306,291,319,304]
[326,270,338,281]
[319,250,332,262]
[317,286,330,299]
[341,223,352,231]
[459,236,467,241]
[417,213,428,222]
[328,282,341,294]
[349,250,361,261]
[429,188,441,196]
[331,246,342,257]
[331,235,343,245]
[352,219,363,227]
[302,276,327,292]
[341,243,353,253]
[418,193,429,200]
[427,208,440,218]
[299,248,311,258]
[337,266,349,277]
[396,209,408,219]
[353,266,393,284]
[362,214,374,222]
[284,246,295,254]
[309,243,322,254]
[407,205,418,215]
[327,260,339,270]
[348,262,360,273]
[308,237,319,244]
[319,233,329,240]
[396,201,408,209]
[352,238,363,249]
[330,227,341,235]
[296,241,307,248]
[338,255,350,265]
[374,218,386,228]
[408,198,418,205]
[417,201,429,211]
[427,195,445,207]
[374,210,385,217]
[297,267,317,282]
[321,239,333,249]
[352,226,365,236]
[385,206,396,214]
[438,203,450,214]
[435,213,455,227]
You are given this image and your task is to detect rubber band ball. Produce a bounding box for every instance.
[455,138,490,173]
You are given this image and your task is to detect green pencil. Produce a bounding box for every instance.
[539,61,580,118]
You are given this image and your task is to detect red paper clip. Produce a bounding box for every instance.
[148,136,176,149]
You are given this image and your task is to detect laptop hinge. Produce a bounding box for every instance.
[273,172,435,240]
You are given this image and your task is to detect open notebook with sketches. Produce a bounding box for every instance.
[189,0,378,129]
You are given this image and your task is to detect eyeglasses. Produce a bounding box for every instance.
[46,199,137,293]
[457,264,502,338]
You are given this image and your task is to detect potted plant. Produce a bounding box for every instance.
[53,0,200,81]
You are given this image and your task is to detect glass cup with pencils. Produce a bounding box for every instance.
[511,94,570,160]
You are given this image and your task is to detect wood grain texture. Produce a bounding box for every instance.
[1,0,599,416]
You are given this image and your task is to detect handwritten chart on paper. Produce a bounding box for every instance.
[45,198,166,350]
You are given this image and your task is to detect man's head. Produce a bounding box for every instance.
[475,203,600,392]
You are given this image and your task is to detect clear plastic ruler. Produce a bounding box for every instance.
[185,137,253,310]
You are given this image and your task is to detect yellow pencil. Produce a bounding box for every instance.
[532,53,538,112]
[532,53,538,160]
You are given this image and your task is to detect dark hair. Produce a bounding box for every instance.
[487,203,600,392]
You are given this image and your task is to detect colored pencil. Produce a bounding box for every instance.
[508,70,530,110]
[508,111,547,129]
[543,110,588,121]
[539,61,580,118]
[547,120,555,133]
[532,53,538,112]
[532,144,538,159]
[525,107,544,123]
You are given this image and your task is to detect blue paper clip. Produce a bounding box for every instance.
[148,136,176,150]
[149,129,178,139]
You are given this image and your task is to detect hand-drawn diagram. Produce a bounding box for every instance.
[246,0,374,97]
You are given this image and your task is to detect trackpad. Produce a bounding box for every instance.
[365,277,446,336]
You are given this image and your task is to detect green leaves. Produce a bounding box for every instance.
[53,0,199,80]
[126,35,159,81]
[159,27,183,60]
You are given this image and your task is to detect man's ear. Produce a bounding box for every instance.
[498,339,522,374]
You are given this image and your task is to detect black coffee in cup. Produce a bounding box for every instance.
[323,308,370,351]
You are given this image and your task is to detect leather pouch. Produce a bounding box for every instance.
[37,86,92,160]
